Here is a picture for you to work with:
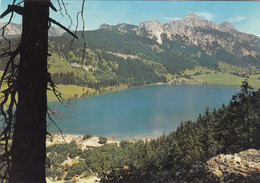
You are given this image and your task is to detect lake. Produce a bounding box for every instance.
[48,85,239,139]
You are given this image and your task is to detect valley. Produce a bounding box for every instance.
[47,13,260,101]
[2,12,260,102]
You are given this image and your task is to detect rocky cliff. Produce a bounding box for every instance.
[157,149,260,183]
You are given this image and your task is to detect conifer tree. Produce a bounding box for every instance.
[0,0,79,181]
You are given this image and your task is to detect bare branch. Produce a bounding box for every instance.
[49,18,78,39]
[47,110,69,155]
[49,2,57,12]
[80,0,87,63]
[1,0,17,52]
[47,73,64,102]
[56,0,64,16]
[60,0,73,29]
[0,44,21,90]
[0,5,23,19]
[69,11,81,48]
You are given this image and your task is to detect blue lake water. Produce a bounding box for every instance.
[48,85,239,139]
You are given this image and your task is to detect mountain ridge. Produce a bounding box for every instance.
[99,12,260,58]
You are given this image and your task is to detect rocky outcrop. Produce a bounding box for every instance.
[159,149,260,183]
[205,149,260,182]
[138,20,165,44]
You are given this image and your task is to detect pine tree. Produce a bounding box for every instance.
[232,80,254,149]
[9,1,49,182]
[0,0,79,181]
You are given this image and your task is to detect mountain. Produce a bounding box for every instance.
[84,13,260,71]
[0,21,65,37]
[99,12,260,58]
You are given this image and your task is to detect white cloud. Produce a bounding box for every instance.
[197,12,215,21]
[229,16,247,23]
[237,17,260,37]
[164,17,182,21]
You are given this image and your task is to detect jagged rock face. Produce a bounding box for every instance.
[100,23,138,34]
[138,20,165,44]
[0,22,65,37]
[168,12,219,31]
[99,12,260,58]
[218,21,235,32]
[99,23,113,30]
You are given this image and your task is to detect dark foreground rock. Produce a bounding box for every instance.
[156,149,260,183]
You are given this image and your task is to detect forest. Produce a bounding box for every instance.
[44,81,260,182]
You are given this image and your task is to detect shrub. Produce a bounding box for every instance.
[83,134,92,140]
[98,136,107,144]
[64,161,88,180]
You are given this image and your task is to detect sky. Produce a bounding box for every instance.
[1,0,260,36]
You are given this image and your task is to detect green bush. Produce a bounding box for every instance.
[98,136,107,144]
[68,141,79,158]
[83,134,92,140]
[64,161,88,180]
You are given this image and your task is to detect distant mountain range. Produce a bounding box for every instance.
[100,12,260,59]
[0,21,65,37]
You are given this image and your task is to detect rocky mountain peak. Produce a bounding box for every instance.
[117,23,138,33]
[99,23,112,29]
[185,12,201,20]
[139,20,164,30]
[139,20,164,44]
[181,12,217,29]
[99,23,138,34]
[168,19,176,25]
[219,21,235,32]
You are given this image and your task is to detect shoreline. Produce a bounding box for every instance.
[48,82,244,104]
[48,132,161,146]
[47,133,121,148]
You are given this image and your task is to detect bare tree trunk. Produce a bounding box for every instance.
[10,0,49,182]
